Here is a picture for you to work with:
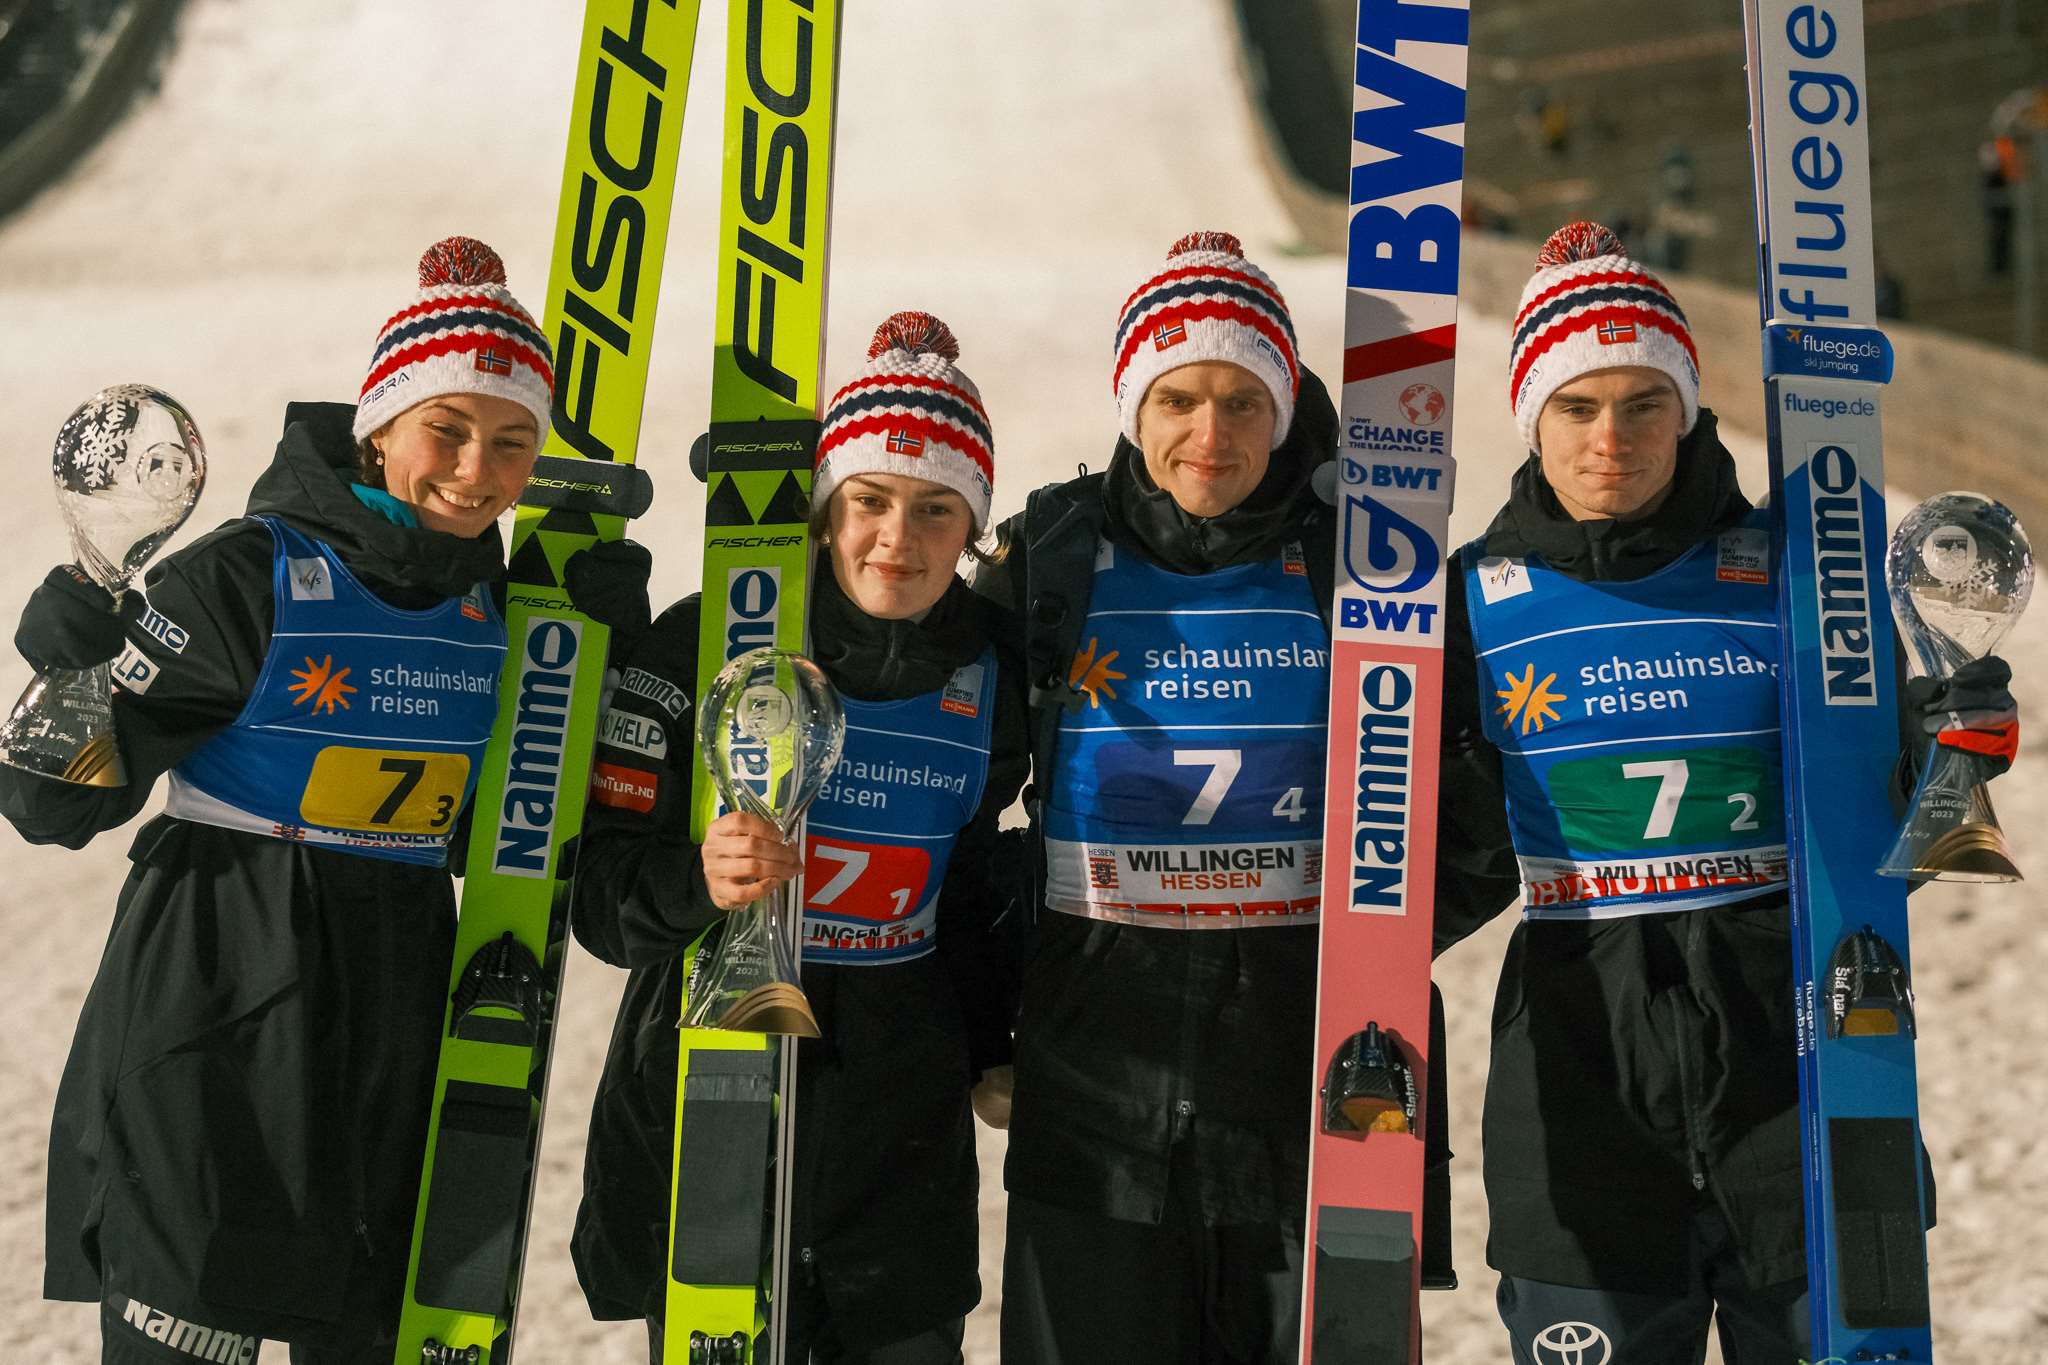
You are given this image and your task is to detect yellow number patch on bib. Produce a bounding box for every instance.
[301,748,471,833]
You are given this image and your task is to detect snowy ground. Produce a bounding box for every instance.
[1,2,2043,1361]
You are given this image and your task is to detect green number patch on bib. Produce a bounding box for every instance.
[1547,746,1776,851]
[300,748,471,833]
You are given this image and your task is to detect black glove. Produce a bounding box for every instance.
[1903,655,2018,778]
[563,539,653,657]
[15,565,128,672]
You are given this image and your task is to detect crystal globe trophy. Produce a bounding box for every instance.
[1878,493,2032,880]
[0,386,206,785]
[684,647,845,1036]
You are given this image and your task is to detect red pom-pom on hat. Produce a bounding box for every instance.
[1169,230,1244,259]
[1535,221,1628,268]
[867,310,960,362]
[417,236,509,288]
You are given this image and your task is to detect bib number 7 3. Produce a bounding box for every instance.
[299,747,469,833]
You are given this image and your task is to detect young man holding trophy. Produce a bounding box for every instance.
[1432,222,2022,1363]
[566,312,1029,1364]
[0,238,648,1364]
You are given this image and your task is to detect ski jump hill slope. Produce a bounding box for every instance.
[0,3,2039,1360]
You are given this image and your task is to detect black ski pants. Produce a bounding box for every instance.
[1494,1209,1810,1364]
[100,1289,391,1365]
[1001,1192,1302,1365]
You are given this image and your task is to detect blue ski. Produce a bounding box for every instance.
[1740,1,1931,1357]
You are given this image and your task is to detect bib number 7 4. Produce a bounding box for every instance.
[1172,748,1309,826]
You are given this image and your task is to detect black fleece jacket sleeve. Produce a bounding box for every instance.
[1430,546,1525,956]
[0,522,273,848]
[567,596,726,969]
[931,638,1032,1076]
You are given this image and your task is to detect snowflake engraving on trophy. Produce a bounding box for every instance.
[1880,492,2033,880]
[53,384,207,587]
[0,386,207,786]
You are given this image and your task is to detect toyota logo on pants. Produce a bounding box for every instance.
[1531,1320,1613,1365]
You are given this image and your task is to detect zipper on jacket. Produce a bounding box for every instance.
[1668,914,1714,1193]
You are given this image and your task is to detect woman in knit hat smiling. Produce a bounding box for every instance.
[0,237,649,1364]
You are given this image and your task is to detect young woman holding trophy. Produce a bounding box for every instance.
[568,311,1027,1365]
[0,237,648,1364]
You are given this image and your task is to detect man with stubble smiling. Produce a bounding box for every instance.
[975,231,1501,1364]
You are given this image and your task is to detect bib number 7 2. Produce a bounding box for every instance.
[1621,758,1761,839]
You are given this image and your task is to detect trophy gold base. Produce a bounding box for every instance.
[1910,821,2022,883]
[716,982,822,1038]
[61,732,126,787]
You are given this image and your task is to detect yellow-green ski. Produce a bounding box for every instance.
[671,1,842,1360]
[395,3,700,1361]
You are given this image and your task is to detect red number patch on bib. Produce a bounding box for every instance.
[804,836,932,925]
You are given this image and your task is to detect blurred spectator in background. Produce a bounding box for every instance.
[1521,87,1573,158]
[1981,135,2019,277]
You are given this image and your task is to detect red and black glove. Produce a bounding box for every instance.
[14,565,128,672]
[1904,655,2018,778]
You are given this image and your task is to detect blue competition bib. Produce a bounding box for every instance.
[166,517,505,865]
[1462,516,1788,919]
[1043,539,1330,928]
[801,650,996,964]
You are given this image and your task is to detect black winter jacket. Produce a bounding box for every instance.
[974,369,1516,1238]
[1433,411,1923,1293]
[567,571,1029,1350]
[1,403,507,1349]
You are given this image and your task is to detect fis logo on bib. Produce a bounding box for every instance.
[287,556,332,601]
[1476,556,1531,605]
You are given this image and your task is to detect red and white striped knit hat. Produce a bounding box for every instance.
[1509,221,1700,452]
[352,236,555,443]
[1113,231,1300,450]
[815,311,994,531]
